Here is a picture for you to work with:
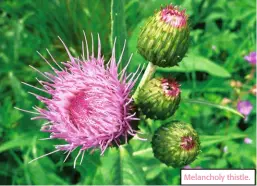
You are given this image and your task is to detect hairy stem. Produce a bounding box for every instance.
[133,62,157,102]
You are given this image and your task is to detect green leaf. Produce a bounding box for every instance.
[28,155,69,185]
[93,146,145,185]
[184,99,244,118]
[0,97,23,128]
[158,53,231,78]
[110,0,128,69]
[128,19,147,72]
[8,72,27,104]
[76,151,101,185]
[200,133,246,147]
[132,146,165,180]
[0,134,33,153]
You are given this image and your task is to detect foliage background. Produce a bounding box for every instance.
[0,0,256,185]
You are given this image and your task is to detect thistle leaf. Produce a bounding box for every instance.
[184,99,244,118]
[110,0,128,69]
[93,146,145,185]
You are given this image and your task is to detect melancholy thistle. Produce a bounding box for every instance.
[136,77,181,120]
[137,5,190,67]
[16,2,205,170]
[18,33,143,167]
[152,121,201,168]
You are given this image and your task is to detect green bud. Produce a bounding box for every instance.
[137,5,190,67]
[136,78,181,120]
[152,121,201,168]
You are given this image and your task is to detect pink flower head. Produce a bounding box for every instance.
[244,51,256,65]
[244,137,252,144]
[21,33,143,167]
[237,100,253,117]
[160,5,187,28]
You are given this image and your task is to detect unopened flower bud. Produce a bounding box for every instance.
[137,78,181,120]
[152,121,201,168]
[137,5,190,67]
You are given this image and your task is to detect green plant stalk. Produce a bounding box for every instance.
[200,133,246,147]
[110,0,128,70]
[184,99,244,118]
[132,62,157,102]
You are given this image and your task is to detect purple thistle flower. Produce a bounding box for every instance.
[18,33,143,167]
[237,101,253,117]
[244,52,256,65]
[244,137,253,144]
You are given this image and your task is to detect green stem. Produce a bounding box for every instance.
[132,62,157,102]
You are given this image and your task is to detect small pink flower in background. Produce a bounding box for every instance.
[18,34,143,167]
[244,137,252,144]
[244,51,256,65]
[183,165,191,169]
[237,101,253,117]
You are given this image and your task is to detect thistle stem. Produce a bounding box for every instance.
[133,62,157,102]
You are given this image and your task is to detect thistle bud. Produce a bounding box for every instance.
[137,5,190,67]
[136,78,181,120]
[152,121,201,168]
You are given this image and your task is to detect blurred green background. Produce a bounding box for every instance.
[0,0,256,185]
